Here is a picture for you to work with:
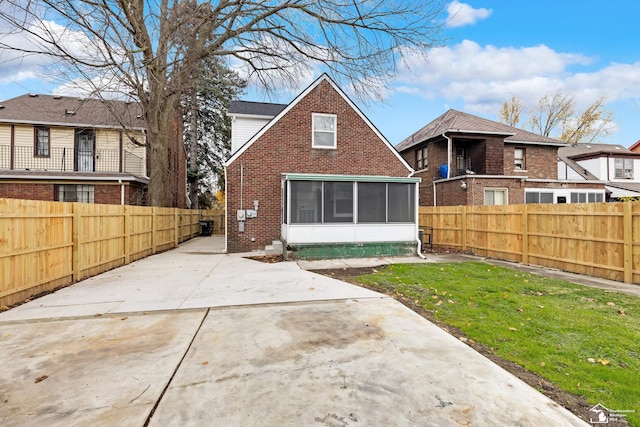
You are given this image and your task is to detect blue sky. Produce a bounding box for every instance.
[1,1,639,147]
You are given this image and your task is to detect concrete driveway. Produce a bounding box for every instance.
[0,237,589,426]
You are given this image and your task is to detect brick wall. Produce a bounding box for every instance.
[226,79,412,253]
[0,183,54,201]
[503,144,559,178]
[0,181,147,205]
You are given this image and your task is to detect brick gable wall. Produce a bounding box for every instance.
[226,79,411,253]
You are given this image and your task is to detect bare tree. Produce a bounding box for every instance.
[0,0,444,206]
[529,91,575,138]
[498,92,614,144]
[498,96,522,127]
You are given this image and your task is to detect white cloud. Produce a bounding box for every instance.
[445,1,492,28]
[393,40,640,119]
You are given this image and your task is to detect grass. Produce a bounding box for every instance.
[355,262,640,426]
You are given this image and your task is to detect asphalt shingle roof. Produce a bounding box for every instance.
[396,109,565,151]
[228,100,287,117]
[0,94,145,129]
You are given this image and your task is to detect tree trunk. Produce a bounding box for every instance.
[189,89,199,209]
[145,89,177,207]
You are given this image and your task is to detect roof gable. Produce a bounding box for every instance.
[226,74,412,172]
[396,109,565,152]
[0,94,145,130]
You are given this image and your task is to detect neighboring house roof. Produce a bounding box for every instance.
[228,100,286,117]
[628,139,640,152]
[559,143,640,160]
[0,94,145,130]
[558,143,640,183]
[396,109,566,152]
[226,74,413,173]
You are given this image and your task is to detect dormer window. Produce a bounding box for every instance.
[312,113,336,149]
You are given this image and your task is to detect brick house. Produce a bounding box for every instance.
[0,94,187,207]
[225,74,420,258]
[396,109,605,206]
[558,143,640,200]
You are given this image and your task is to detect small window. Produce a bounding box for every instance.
[56,184,95,203]
[525,191,553,204]
[34,127,50,157]
[485,188,507,206]
[416,147,428,170]
[514,148,525,170]
[312,113,337,149]
[614,158,633,179]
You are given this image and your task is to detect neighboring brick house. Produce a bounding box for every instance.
[396,109,605,206]
[0,94,187,207]
[225,74,420,258]
[558,143,640,200]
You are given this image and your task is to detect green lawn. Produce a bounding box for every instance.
[355,262,640,426]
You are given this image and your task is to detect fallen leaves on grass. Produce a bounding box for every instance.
[508,327,518,331]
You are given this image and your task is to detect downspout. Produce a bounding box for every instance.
[433,181,437,207]
[119,179,125,205]
[223,166,228,253]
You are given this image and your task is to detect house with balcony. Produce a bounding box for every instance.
[558,143,640,200]
[0,94,187,206]
[396,109,606,206]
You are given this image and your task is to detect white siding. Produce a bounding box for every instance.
[574,158,605,179]
[558,161,586,180]
[283,223,417,244]
[231,116,270,154]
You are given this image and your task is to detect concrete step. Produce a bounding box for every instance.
[265,240,283,256]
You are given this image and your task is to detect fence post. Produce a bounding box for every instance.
[174,209,180,246]
[124,205,131,264]
[152,207,157,254]
[624,202,633,284]
[461,206,467,251]
[72,204,81,282]
[522,204,529,265]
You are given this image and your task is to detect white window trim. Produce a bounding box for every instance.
[312,113,337,149]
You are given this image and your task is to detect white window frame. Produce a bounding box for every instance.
[484,188,508,206]
[312,113,337,149]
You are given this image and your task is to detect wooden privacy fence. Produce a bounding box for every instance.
[0,198,226,306]
[419,203,640,285]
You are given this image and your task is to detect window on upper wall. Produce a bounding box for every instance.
[514,148,525,170]
[34,127,50,157]
[312,113,337,149]
[485,188,507,206]
[416,147,428,170]
[614,158,633,179]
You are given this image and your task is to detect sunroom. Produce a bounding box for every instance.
[281,173,421,259]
